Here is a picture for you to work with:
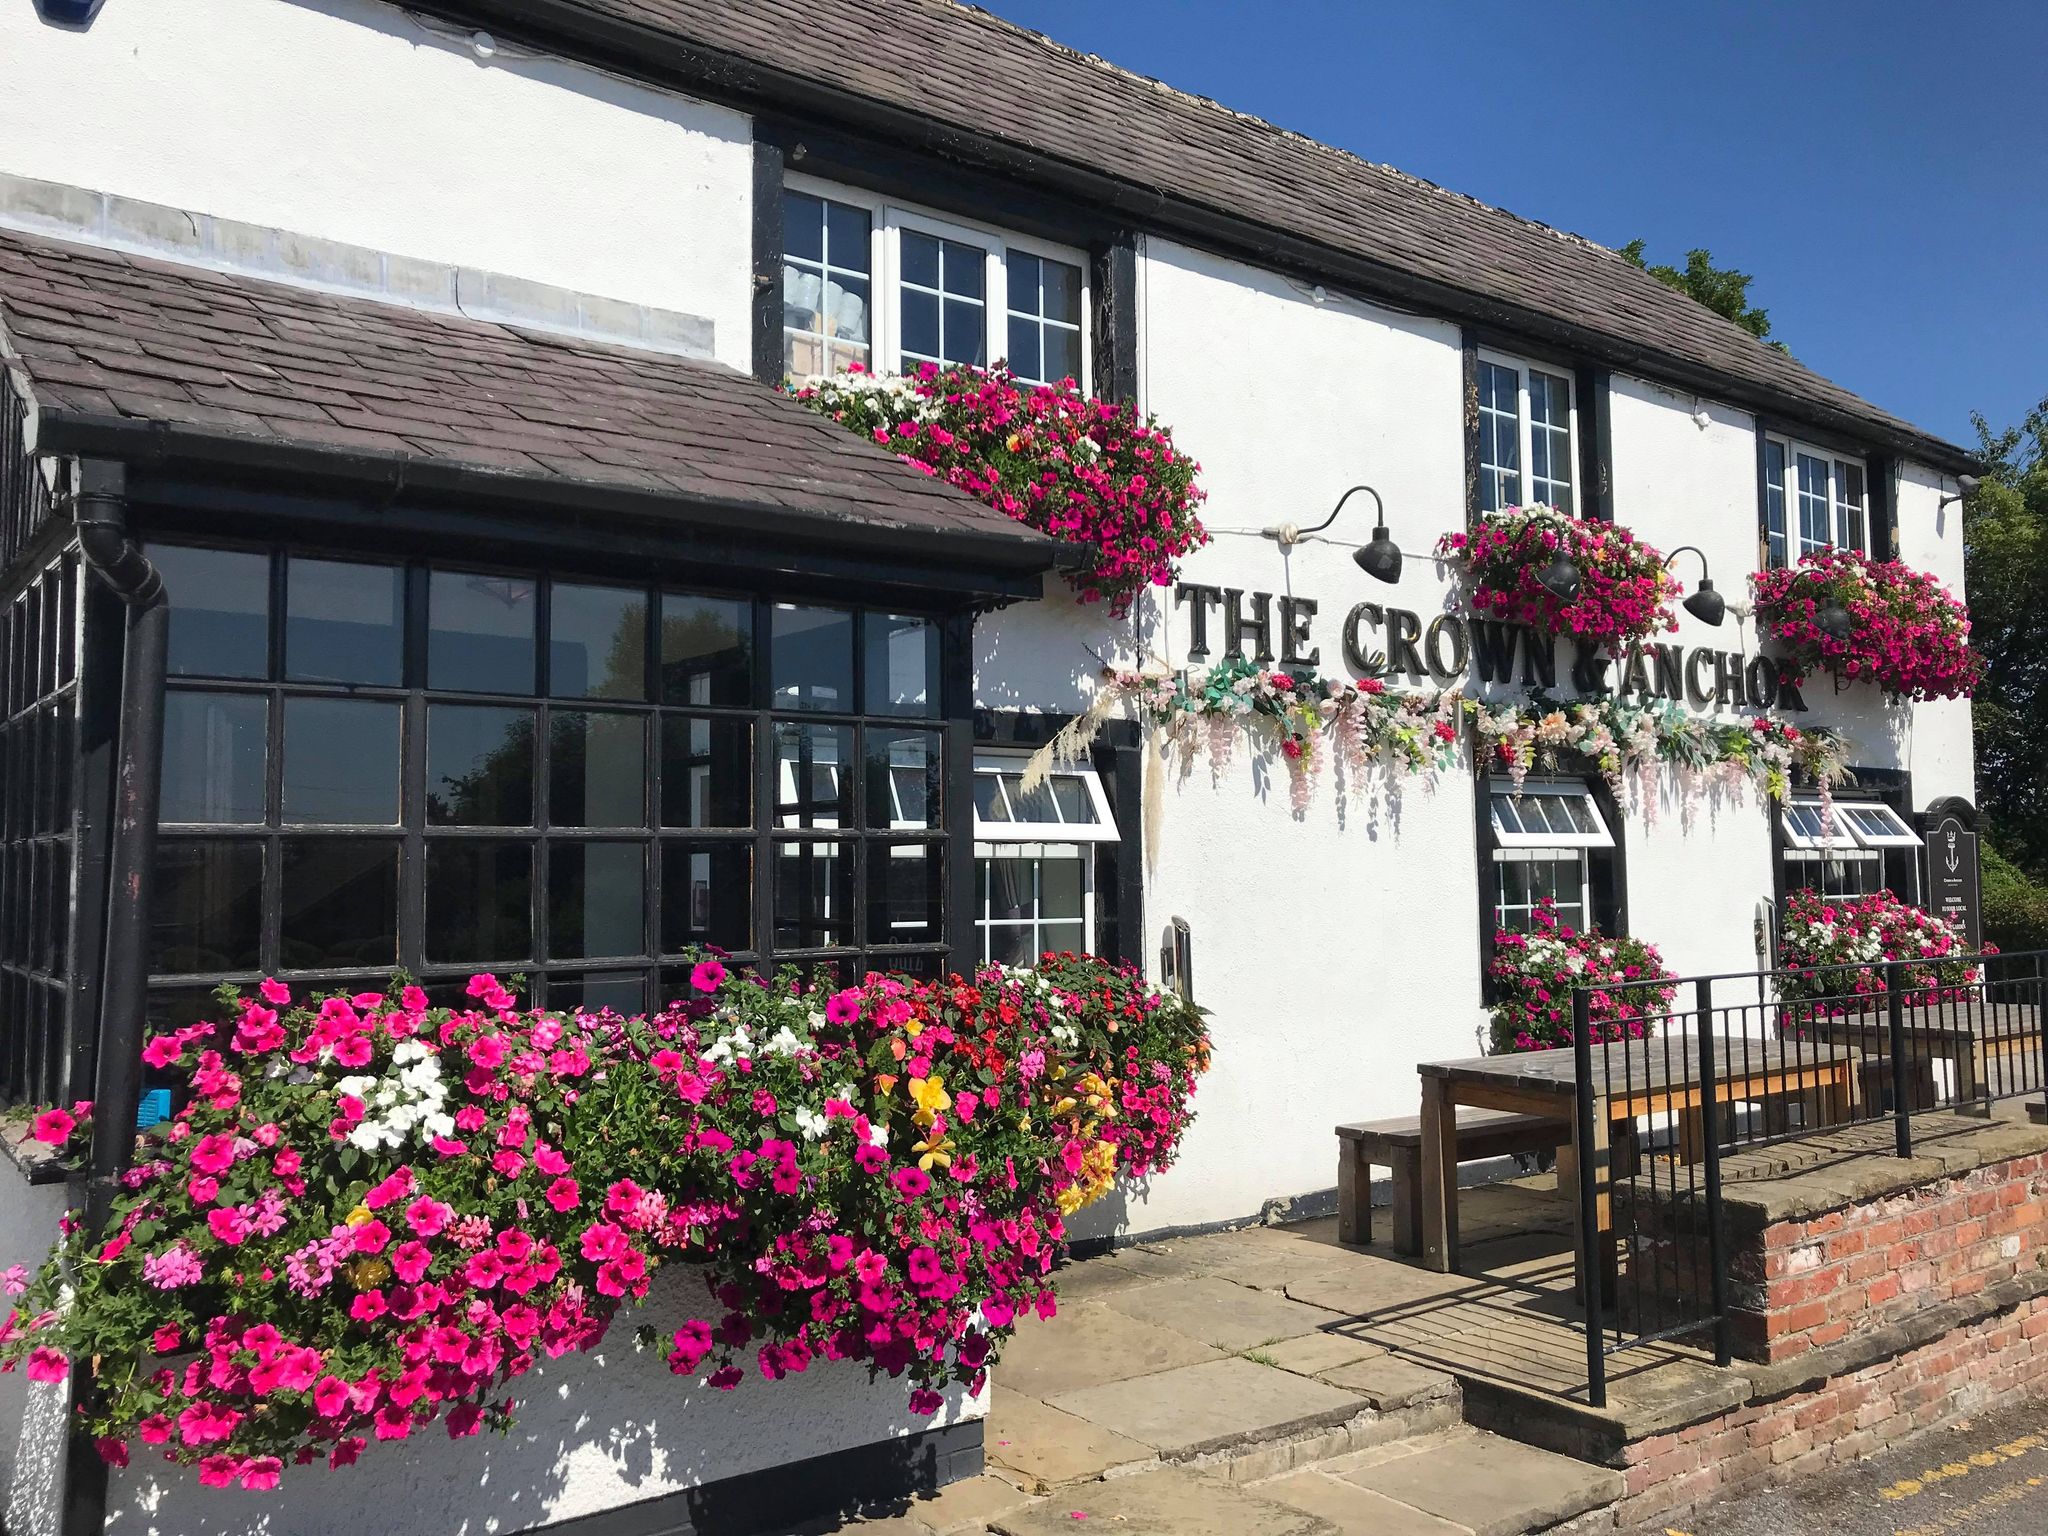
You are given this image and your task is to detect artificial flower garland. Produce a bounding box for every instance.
[2,956,1207,1489]
[1749,547,1981,701]
[1437,506,1682,643]
[794,363,1209,617]
[1487,899,1677,1052]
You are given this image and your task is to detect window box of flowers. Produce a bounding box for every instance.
[1487,899,1677,1053]
[1774,887,1989,1008]
[1749,547,1981,701]
[1438,506,1680,644]
[796,364,1208,617]
[1,956,1207,1492]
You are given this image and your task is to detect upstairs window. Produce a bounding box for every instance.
[1762,435,1867,566]
[1476,353,1576,515]
[782,180,1089,390]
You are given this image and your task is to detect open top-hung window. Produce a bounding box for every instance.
[783,180,1089,390]
[1488,780,1614,933]
[1762,435,1867,567]
[1476,352,1576,515]
[1781,795,1921,902]
[971,755,1117,968]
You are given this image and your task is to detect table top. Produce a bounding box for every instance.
[1418,1037,1860,1100]
[1781,1003,2041,1044]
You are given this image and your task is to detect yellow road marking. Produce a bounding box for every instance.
[1880,1433,2046,1501]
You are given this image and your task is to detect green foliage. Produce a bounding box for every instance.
[1983,841,2048,953]
[1966,397,2048,878]
[1620,239,1785,352]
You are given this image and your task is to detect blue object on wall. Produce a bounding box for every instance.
[136,1088,172,1130]
[35,0,110,26]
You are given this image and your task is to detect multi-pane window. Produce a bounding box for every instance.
[1762,435,1868,566]
[1781,796,1922,904]
[970,756,1118,966]
[1488,780,1614,933]
[145,543,953,1029]
[781,181,1089,389]
[1476,355,1575,514]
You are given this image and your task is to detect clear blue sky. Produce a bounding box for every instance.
[978,0,2045,449]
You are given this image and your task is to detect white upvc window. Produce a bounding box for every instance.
[971,755,1118,967]
[1762,435,1868,567]
[1488,780,1613,934]
[783,177,1090,390]
[1781,795,1920,903]
[1476,352,1577,515]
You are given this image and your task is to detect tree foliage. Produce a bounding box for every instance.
[1620,240,1784,351]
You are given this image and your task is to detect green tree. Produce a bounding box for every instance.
[1966,395,2048,883]
[1620,240,1785,351]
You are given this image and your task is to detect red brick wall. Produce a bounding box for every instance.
[1608,1294,2048,1530]
[1732,1152,2048,1362]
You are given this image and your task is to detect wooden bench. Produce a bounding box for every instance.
[1337,1109,1570,1255]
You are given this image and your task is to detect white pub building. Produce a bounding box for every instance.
[0,2,1981,1532]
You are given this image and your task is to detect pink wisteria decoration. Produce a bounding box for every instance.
[1438,506,1681,644]
[795,364,1208,617]
[1749,547,1980,701]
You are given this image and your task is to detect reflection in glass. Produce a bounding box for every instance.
[283,698,401,824]
[280,841,398,969]
[865,730,941,829]
[429,570,536,694]
[661,842,752,954]
[427,705,535,826]
[774,840,851,950]
[770,605,852,712]
[864,614,939,716]
[151,545,269,679]
[549,583,646,701]
[425,841,532,962]
[659,716,751,828]
[549,712,646,828]
[868,841,942,945]
[151,840,263,974]
[160,691,267,823]
[548,842,646,960]
[552,970,646,1017]
[286,559,403,686]
[774,722,853,828]
[660,593,752,707]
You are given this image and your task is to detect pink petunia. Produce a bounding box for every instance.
[30,1108,75,1145]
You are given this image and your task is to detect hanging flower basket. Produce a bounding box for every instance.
[795,364,1208,617]
[1438,506,1680,644]
[1749,547,1980,701]
[1487,900,1676,1053]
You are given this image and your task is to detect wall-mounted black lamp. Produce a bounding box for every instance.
[1937,473,1981,511]
[1663,545,1726,626]
[1815,600,1856,642]
[1263,484,1405,584]
[1507,513,1580,602]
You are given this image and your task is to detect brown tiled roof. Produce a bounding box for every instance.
[490,0,1967,467]
[0,227,1055,569]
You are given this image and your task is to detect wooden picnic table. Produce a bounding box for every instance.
[1776,1003,2043,1111]
[1415,1038,1862,1276]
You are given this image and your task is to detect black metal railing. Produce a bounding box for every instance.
[1570,947,2048,1406]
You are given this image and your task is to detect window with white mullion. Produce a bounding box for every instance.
[781,191,873,380]
[896,227,991,372]
[975,840,1093,966]
[1834,460,1867,556]
[1527,368,1575,512]
[1477,354,1575,514]
[1477,359,1523,514]
[1764,434,1868,565]
[1005,251,1084,387]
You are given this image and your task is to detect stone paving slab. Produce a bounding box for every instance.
[985,1387,1155,1487]
[1048,1356,1366,1461]
[903,1473,1042,1534]
[1049,1243,1203,1300]
[1258,1330,1387,1377]
[1335,1430,1623,1536]
[996,1299,1224,1401]
[1104,1275,1344,1351]
[989,1467,1336,1536]
[1257,1470,1477,1534]
[1318,1355,1459,1411]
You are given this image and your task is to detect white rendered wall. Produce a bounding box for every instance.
[0,0,753,366]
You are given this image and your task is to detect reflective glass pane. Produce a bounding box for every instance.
[161,691,267,824]
[943,299,986,365]
[824,274,871,345]
[1041,855,1086,921]
[783,191,824,264]
[286,558,403,686]
[549,583,646,701]
[774,721,853,828]
[825,200,871,274]
[553,970,646,1018]
[659,715,751,828]
[1002,772,1057,823]
[1008,251,1041,313]
[986,856,1032,919]
[770,605,853,712]
[901,230,940,289]
[983,923,1031,967]
[660,841,752,953]
[1042,325,1080,387]
[868,842,943,945]
[427,705,536,826]
[429,570,536,694]
[774,840,852,949]
[1007,316,1041,385]
[549,711,646,828]
[900,288,940,362]
[425,841,532,962]
[152,545,268,679]
[1040,922,1085,957]
[1050,777,1096,824]
[548,842,646,960]
[942,240,985,300]
[280,840,398,969]
[973,773,1010,822]
[283,698,401,824]
[660,593,752,707]
[866,729,941,829]
[1042,258,1081,324]
[151,840,262,973]
[864,613,939,716]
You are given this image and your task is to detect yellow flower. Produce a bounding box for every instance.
[908,1076,951,1118]
[345,1205,373,1228]
[913,1134,954,1171]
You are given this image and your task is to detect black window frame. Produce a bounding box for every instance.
[1769,765,1921,917]
[1474,764,1628,1002]
[1460,328,1614,528]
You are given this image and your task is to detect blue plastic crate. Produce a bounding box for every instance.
[136,1088,172,1130]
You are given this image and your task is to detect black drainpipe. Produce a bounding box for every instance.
[61,458,165,1536]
